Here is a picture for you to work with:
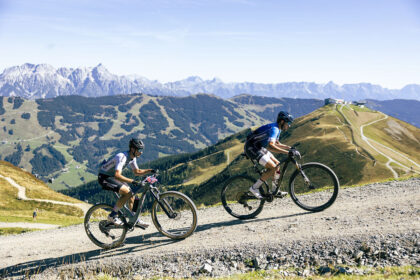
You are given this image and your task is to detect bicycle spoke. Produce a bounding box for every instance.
[221,175,265,219]
[84,204,127,249]
[289,163,339,212]
[152,192,197,239]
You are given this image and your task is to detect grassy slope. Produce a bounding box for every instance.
[279,105,387,185]
[1,94,322,189]
[0,162,84,226]
[172,139,244,186]
[0,98,53,172]
[0,94,261,189]
[0,98,94,190]
[190,104,420,204]
[65,104,420,206]
[363,117,420,167]
[4,95,418,193]
[0,161,81,203]
[337,105,419,177]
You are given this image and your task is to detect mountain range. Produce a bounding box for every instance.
[1,63,419,100]
[62,104,420,206]
[0,93,322,189]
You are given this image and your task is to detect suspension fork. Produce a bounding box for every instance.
[291,158,310,184]
[150,187,176,219]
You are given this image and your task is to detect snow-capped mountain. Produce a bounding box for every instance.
[0,63,419,100]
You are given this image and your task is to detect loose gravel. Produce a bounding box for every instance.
[1,178,419,279]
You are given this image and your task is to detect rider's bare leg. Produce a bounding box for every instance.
[264,155,287,197]
[250,159,277,199]
[261,160,277,181]
[116,185,134,210]
[116,185,150,228]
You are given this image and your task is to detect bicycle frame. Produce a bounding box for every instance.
[247,154,304,197]
[114,175,176,229]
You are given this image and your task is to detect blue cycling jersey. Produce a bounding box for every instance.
[247,123,281,148]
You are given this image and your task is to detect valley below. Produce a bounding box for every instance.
[1,177,419,279]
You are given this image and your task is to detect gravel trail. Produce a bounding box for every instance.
[0,174,91,217]
[0,222,59,229]
[1,178,419,279]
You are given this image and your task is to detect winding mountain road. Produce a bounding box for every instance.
[338,105,419,178]
[0,174,90,229]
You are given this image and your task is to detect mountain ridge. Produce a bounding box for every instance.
[62,104,420,207]
[0,93,323,189]
[1,93,419,190]
[1,63,419,100]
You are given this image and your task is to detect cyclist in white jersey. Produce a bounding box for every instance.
[98,138,154,227]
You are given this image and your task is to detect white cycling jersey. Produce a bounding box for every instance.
[98,151,139,177]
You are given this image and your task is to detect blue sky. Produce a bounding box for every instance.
[0,0,419,88]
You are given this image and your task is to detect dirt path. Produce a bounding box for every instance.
[338,105,419,178]
[0,222,59,229]
[336,105,370,159]
[360,114,400,178]
[0,174,91,218]
[359,113,420,177]
[0,178,418,277]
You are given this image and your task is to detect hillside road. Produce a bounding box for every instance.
[0,178,419,278]
[0,174,91,217]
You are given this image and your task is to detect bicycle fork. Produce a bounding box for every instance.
[293,159,312,189]
[151,188,178,219]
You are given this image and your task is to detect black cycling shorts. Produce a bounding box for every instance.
[98,174,127,193]
[244,141,268,162]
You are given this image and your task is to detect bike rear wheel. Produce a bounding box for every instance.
[84,204,128,249]
[151,191,198,239]
[221,175,265,220]
[289,162,339,212]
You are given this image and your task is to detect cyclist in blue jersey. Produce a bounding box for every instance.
[98,138,155,227]
[245,111,301,199]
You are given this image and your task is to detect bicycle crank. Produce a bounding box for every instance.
[265,194,274,202]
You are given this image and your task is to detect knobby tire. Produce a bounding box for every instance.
[84,203,128,249]
[221,175,265,220]
[289,162,339,212]
[151,191,198,239]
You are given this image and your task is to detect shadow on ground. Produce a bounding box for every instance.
[0,211,311,278]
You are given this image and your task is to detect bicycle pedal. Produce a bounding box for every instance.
[274,193,288,198]
[135,224,147,230]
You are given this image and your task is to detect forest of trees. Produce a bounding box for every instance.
[4,143,23,166]
[30,144,67,176]
[2,93,323,189]
[60,129,251,206]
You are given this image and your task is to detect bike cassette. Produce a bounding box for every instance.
[99,221,116,239]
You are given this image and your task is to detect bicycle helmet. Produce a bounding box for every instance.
[277,111,294,124]
[129,138,144,151]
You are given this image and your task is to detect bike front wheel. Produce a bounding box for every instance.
[151,191,198,240]
[84,204,128,249]
[221,175,265,220]
[289,162,339,212]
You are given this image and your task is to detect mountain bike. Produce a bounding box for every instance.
[84,172,198,249]
[221,150,339,219]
